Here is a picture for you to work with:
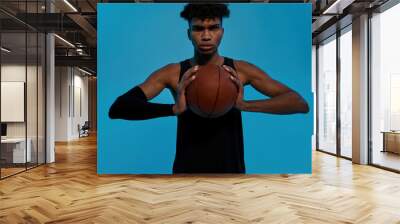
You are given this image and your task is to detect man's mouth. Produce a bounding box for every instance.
[199,45,214,50]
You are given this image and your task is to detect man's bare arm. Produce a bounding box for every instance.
[138,63,179,100]
[108,64,179,120]
[229,60,309,114]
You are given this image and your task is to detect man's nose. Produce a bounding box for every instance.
[201,29,212,41]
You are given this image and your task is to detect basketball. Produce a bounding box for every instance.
[186,64,238,118]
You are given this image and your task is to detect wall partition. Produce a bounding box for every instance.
[0,1,46,179]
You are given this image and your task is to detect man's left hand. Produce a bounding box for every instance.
[222,65,246,111]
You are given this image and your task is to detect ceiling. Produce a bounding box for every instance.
[1,0,97,74]
[0,0,393,75]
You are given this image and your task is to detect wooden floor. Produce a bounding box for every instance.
[1,134,400,224]
[1,163,45,178]
[372,150,400,171]
[1,167,26,178]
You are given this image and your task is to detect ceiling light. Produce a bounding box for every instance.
[63,0,78,12]
[78,67,93,76]
[322,0,356,15]
[1,47,11,53]
[54,34,75,48]
[322,0,343,15]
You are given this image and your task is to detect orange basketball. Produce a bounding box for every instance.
[186,64,238,118]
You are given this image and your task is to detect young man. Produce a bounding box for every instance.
[109,3,309,174]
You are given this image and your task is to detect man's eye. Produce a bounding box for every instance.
[192,27,204,31]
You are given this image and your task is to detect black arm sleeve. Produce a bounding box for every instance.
[108,86,175,120]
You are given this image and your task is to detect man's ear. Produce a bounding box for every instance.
[187,29,192,41]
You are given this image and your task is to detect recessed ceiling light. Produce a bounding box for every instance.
[77,67,93,76]
[322,0,353,15]
[1,47,11,53]
[63,0,78,12]
[54,34,75,48]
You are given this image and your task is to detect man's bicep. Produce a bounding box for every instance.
[239,61,291,97]
[138,63,178,100]
[138,77,166,101]
[250,74,292,97]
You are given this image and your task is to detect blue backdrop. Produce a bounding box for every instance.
[98,3,313,174]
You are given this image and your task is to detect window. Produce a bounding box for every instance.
[317,35,337,154]
[371,2,400,171]
[339,27,352,158]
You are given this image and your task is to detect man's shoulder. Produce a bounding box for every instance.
[153,63,181,79]
[232,59,256,73]
[159,58,193,75]
[151,63,182,87]
[160,62,180,73]
[231,59,268,84]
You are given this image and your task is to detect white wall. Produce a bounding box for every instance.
[1,65,38,138]
[73,73,89,138]
[1,65,26,81]
[55,66,69,141]
[1,63,46,164]
[55,67,89,141]
[1,65,26,133]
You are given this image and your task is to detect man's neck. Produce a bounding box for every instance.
[192,51,223,66]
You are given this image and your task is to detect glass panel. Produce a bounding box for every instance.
[1,31,27,177]
[318,35,337,154]
[27,30,38,169]
[371,3,400,171]
[38,32,45,165]
[312,45,317,151]
[0,1,46,178]
[340,28,352,158]
[25,0,39,170]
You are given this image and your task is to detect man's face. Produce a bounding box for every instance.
[188,17,224,55]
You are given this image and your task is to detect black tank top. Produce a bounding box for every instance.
[173,57,245,174]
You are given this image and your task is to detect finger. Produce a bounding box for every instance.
[222,65,233,73]
[191,65,199,74]
[229,75,242,90]
[230,76,243,94]
[229,75,241,85]
[223,65,239,78]
[183,65,199,80]
[182,75,196,88]
[222,65,234,74]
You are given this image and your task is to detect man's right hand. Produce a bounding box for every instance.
[173,65,199,115]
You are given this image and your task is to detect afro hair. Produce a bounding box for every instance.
[180,3,230,22]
